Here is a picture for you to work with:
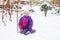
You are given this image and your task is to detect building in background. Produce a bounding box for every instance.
[0,0,60,7]
[52,0,60,7]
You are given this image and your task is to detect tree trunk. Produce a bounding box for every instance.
[45,11,47,16]
[59,0,60,6]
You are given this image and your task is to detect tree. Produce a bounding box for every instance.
[41,4,52,16]
[54,8,60,15]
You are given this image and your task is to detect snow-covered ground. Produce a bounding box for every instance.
[0,5,60,40]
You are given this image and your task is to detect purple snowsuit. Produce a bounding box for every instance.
[19,16,33,31]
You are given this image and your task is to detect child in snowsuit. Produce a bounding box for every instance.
[19,11,35,35]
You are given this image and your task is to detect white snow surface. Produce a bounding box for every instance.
[0,5,60,40]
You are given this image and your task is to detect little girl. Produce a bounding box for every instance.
[19,11,35,35]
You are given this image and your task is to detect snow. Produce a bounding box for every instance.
[0,5,60,40]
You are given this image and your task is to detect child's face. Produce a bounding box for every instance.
[24,12,29,16]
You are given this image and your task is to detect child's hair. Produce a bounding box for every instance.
[23,11,29,16]
[24,11,29,14]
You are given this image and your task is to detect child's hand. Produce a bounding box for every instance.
[19,26,22,29]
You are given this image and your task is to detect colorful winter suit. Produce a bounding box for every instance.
[19,16,33,31]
